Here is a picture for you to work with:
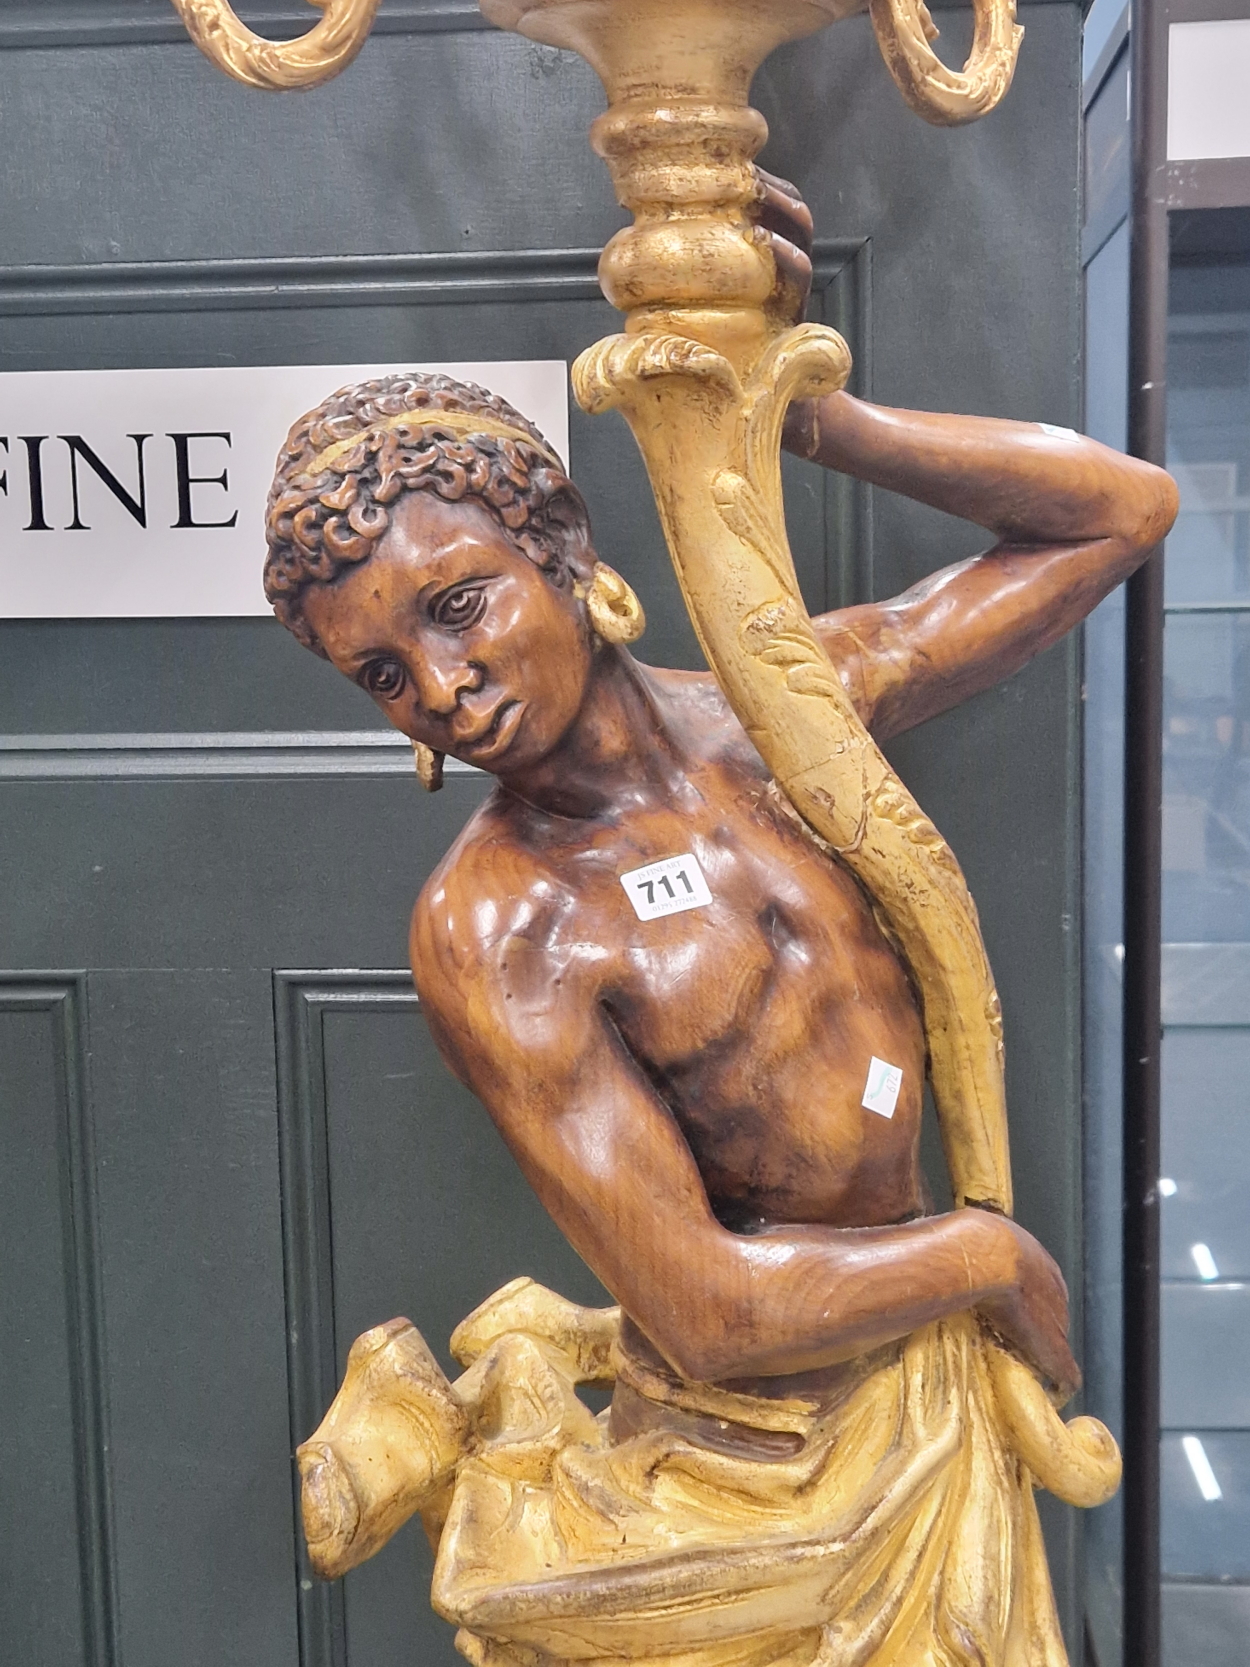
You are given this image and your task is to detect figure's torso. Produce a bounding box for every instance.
[423,665,930,1233]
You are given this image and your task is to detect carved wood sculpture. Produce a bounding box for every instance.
[166,1,1178,1663]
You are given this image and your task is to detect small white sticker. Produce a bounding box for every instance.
[1038,422,1080,441]
[620,853,713,921]
[861,1056,904,1119]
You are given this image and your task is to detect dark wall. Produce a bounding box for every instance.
[0,3,1086,1663]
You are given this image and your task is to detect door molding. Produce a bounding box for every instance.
[0,239,867,318]
[0,731,480,780]
[0,973,117,1667]
[0,1,489,52]
[273,970,417,1667]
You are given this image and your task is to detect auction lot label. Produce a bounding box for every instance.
[0,361,569,618]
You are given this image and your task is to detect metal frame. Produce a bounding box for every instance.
[1123,0,1169,1658]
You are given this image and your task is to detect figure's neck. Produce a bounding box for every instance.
[497,646,688,821]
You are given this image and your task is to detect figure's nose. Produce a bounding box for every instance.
[412,648,478,717]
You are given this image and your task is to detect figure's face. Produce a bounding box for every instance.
[301,490,595,776]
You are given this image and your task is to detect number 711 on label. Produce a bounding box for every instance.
[620,852,713,921]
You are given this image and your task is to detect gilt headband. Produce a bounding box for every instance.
[299,406,564,480]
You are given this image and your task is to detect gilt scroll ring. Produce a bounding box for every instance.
[167,0,383,91]
[868,0,1024,127]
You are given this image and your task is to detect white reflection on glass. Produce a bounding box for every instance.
[1191,1241,1220,1280]
[1158,1176,1178,1197]
[1182,1434,1224,1501]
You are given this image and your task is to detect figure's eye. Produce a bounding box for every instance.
[430,583,487,632]
[360,657,406,699]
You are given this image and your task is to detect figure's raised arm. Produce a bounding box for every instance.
[782,390,1178,741]
[411,855,1079,1395]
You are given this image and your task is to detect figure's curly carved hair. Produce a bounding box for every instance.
[264,371,584,656]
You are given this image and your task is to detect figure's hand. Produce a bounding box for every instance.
[751,167,826,458]
[750,167,813,329]
[975,1214,1081,1402]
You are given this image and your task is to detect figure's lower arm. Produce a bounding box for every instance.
[657,1207,1017,1382]
[784,391,1176,552]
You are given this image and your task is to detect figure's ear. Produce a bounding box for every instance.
[538,478,596,584]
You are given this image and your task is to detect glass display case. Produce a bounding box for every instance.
[1083,195,1250,1667]
[1158,230,1250,1642]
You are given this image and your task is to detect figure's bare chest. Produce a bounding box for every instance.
[547,779,928,1225]
[589,790,908,1054]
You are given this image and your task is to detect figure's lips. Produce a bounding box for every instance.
[453,700,524,764]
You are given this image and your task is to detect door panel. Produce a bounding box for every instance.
[88,969,296,1667]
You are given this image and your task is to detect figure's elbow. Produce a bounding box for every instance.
[1113,457,1180,564]
[655,1327,745,1385]
[629,1266,758,1385]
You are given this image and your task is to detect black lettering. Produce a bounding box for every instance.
[658,874,676,900]
[0,436,7,499]
[20,436,51,531]
[678,868,694,895]
[169,432,238,528]
[639,880,655,906]
[60,433,150,530]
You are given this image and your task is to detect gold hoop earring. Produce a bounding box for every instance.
[580,561,645,645]
[412,741,444,792]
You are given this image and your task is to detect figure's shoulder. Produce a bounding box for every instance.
[641,662,730,724]
[636,661,769,776]
[410,792,598,999]
[411,797,621,1082]
[414,797,531,948]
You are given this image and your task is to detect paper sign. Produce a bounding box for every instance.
[0,359,569,619]
[620,853,713,921]
[861,1056,904,1119]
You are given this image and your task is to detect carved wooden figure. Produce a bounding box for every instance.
[168,1,1179,1662]
[258,335,1174,1665]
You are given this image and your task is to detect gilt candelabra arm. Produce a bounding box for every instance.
[167,0,382,90]
[168,0,1023,129]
